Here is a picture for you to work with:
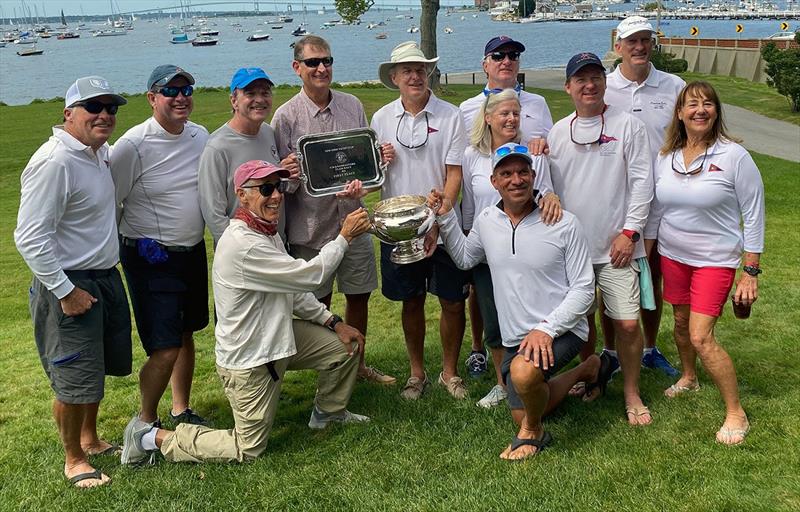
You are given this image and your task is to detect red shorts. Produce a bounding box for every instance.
[661,255,736,317]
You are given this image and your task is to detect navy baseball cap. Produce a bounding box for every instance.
[230,67,273,93]
[484,36,526,56]
[565,52,605,80]
[147,64,195,91]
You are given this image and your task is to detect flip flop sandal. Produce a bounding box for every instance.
[716,424,750,445]
[568,381,586,397]
[584,352,615,401]
[68,469,109,488]
[506,431,553,461]
[625,405,652,426]
[88,444,121,456]
[664,382,700,398]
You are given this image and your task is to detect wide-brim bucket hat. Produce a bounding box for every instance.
[378,41,439,90]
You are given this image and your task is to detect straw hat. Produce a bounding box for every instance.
[378,41,439,90]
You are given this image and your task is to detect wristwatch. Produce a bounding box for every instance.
[622,229,640,242]
[326,314,344,331]
[743,265,762,277]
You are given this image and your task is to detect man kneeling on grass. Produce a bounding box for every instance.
[429,143,616,460]
[122,160,372,465]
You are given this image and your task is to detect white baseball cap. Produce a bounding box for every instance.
[616,16,656,41]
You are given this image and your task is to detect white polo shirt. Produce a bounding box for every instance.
[371,92,467,199]
[461,145,552,231]
[438,206,594,345]
[15,127,119,299]
[547,105,653,264]
[605,63,685,159]
[110,117,209,247]
[648,139,765,268]
[460,88,553,142]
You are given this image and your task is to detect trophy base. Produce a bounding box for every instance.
[390,239,426,265]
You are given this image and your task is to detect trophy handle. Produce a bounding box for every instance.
[375,141,389,172]
[294,150,308,184]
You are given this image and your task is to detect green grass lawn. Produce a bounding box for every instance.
[1,86,798,511]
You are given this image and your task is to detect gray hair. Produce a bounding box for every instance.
[470,89,521,155]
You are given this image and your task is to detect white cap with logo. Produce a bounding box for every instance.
[616,16,656,41]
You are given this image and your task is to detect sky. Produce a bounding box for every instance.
[0,0,467,18]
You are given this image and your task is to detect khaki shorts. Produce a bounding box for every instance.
[591,261,641,321]
[290,233,378,299]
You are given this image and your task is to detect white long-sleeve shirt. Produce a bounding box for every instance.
[14,127,119,299]
[460,145,553,231]
[648,139,765,268]
[110,117,209,247]
[547,105,653,263]
[438,206,594,345]
[212,219,347,369]
[460,88,554,142]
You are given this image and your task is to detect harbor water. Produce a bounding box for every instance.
[0,9,796,105]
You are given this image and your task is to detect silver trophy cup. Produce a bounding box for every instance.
[370,195,435,264]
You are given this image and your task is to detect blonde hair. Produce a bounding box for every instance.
[661,80,740,154]
[470,89,521,155]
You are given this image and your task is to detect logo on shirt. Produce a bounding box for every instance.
[709,164,724,172]
[427,126,439,134]
[598,134,618,145]
[650,100,668,110]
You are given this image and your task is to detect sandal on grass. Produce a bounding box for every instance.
[716,423,750,445]
[625,405,652,426]
[664,382,700,399]
[86,444,121,456]
[568,381,586,397]
[583,352,615,402]
[68,469,110,488]
[504,431,553,461]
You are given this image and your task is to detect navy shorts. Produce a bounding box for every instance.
[472,263,502,349]
[380,243,469,302]
[30,268,132,404]
[120,240,209,355]
[501,331,586,410]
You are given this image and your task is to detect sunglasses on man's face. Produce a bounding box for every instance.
[241,179,289,197]
[157,85,194,98]
[73,101,119,115]
[299,56,334,68]
[488,51,521,62]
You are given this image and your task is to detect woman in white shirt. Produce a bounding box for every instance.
[649,81,764,445]
[462,89,561,408]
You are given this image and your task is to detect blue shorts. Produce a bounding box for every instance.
[120,240,209,355]
[380,243,469,303]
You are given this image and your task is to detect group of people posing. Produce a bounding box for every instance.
[14,15,764,488]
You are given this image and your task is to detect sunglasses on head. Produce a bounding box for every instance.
[73,101,119,115]
[495,144,528,158]
[488,51,521,62]
[241,179,289,197]
[156,85,194,98]
[299,56,334,68]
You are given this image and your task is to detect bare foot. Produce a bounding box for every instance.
[568,382,586,398]
[65,460,111,489]
[716,413,749,445]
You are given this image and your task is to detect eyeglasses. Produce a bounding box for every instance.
[495,144,529,159]
[73,101,119,115]
[569,109,606,146]
[395,111,429,150]
[488,51,521,62]
[241,179,289,197]
[672,147,708,176]
[156,85,194,98]
[299,56,334,68]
